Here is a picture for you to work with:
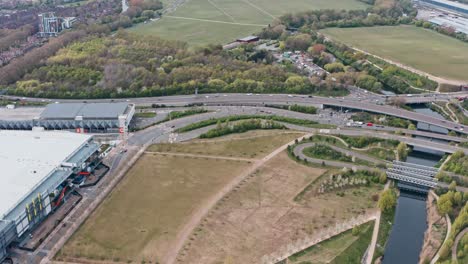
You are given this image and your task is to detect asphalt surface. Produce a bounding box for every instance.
[6,92,468,134]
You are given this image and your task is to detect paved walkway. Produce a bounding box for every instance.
[292,142,387,170]
[430,191,452,264]
[452,228,468,261]
[365,181,391,264]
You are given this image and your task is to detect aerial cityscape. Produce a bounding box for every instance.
[0,0,468,264]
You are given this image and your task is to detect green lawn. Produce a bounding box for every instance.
[288,221,374,264]
[321,26,468,81]
[131,0,369,46]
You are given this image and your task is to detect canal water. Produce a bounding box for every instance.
[382,104,445,264]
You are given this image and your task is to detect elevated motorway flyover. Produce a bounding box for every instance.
[7,93,468,135]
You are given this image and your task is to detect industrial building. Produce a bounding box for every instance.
[418,0,468,16]
[0,102,135,133]
[0,130,100,262]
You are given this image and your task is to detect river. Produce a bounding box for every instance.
[382,104,445,264]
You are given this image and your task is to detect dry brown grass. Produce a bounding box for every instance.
[58,130,304,263]
[59,154,250,263]
[147,130,304,159]
[181,152,382,263]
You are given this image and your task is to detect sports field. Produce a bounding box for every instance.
[131,0,369,46]
[321,26,468,81]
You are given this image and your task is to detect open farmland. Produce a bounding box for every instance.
[181,152,382,263]
[321,26,468,82]
[131,0,369,46]
[57,131,303,263]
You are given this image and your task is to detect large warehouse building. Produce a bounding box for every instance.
[0,102,135,133]
[0,130,100,262]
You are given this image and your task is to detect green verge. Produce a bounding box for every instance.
[373,207,396,261]
[287,221,374,264]
[134,112,157,118]
[199,119,286,138]
[176,115,335,133]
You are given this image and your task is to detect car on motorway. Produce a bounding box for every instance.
[366,122,374,127]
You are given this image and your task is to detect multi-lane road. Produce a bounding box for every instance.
[5,91,468,134]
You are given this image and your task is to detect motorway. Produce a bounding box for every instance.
[6,92,468,135]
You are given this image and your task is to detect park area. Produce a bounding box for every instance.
[321,25,468,82]
[56,130,383,263]
[131,0,369,46]
[56,130,303,263]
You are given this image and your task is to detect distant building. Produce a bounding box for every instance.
[38,12,62,37]
[236,35,260,43]
[38,12,76,37]
[62,17,77,29]
[0,102,135,134]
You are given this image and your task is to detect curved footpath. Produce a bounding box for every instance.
[292,142,388,167]
[452,228,468,261]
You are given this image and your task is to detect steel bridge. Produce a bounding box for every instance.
[386,161,438,188]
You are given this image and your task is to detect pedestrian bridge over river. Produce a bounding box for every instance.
[386,161,438,188]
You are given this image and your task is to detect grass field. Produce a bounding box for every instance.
[148,130,304,159]
[131,0,369,46]
[320,26,468,81]
[182,151,381,263]
[58,131,302,263]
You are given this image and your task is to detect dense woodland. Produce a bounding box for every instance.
[4,32,347,98]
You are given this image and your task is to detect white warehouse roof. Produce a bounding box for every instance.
[0,130,92,218]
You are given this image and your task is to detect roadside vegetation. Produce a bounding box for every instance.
[157,108,208,124]
[134,111,156,118]
[199,119,286,138]
[443,150,468,176]
[351,112,414,129]
[176,115,331,133]
[266,104,318,114]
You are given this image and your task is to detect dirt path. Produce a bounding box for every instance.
[452,228,468,261]
[163,133,313,264]
[144,151,258,162]
[446,102,460,123]
[431,102,457,122]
